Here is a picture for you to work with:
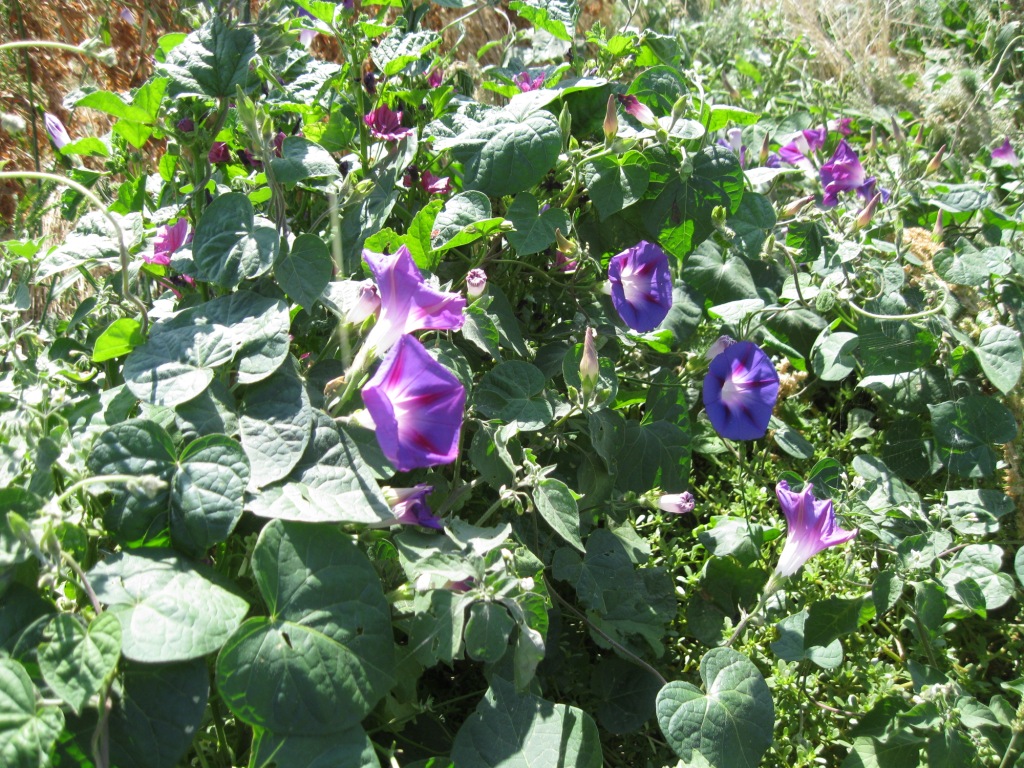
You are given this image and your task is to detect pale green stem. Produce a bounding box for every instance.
[0,39,109,62]
[724,572,785,648]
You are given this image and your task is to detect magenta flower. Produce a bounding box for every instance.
[208,142,231,163]
[774,481,857,577]
[362,334,466,471]
[346,280,381,325]
[616,94,656,126]
[658,492,695,515]
[383,484,443,528]
[177,118,195,133]
[364,106,413,141]
[513,71,545,92]
[296,8,317,46]
[778,128,826,165]
[428,69,443,88]
[703,341,779,440]
[820,139,866,207]
[44,112,71,150]
[608,241,673,333]
[992,138,1020,168]
[146,218,190,266]
[363,245,466,355]
[421,171,451,194]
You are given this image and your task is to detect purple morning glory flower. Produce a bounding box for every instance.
[383,484,443,528]
[658,492,695,515]
[362,334,466,471]
[820,139,866,207]
[513,71,546,92]
[44,112,71,150]
[774,480,857,577]
[364,106,413,141]
[703,341,780,440]
[607,241,673,332]
[777,128,826,165]
[346,280,381,325]
[146,218,190,266]
[992,138,1020,168]
[208,141,231,163]
[363,245,466,355]
[428,68,443,88]
[421,171,451,194]
[616,94,656,126]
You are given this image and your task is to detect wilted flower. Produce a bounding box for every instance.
[580,327,599,397]
[363,245,466,355]
[703,341,779,440]
[347,280,381,325]
[705,334,736,361]
[835,117,853,136]
[364,106,413,141]
[362,334,466,471]
[295,8,316,46]
[820,139,867,207]
[146,218,190,266]
[421,171,451,195]
[992,138,1020,168]
[428,68,443,88]
[607,240,673,333]
[616,94,656,127]
[774,480,857,577]
[208,141,231,163]
[658,492,695,515]
[44,112,71,150]
[466,268,487,299]
[383,484,443,528]
[513,71,545,92]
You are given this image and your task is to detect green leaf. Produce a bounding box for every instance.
[430,191,505,252]
[276,233,333,308]
[124,292,290,406]
[932,246,1010,286]
[858,316,937,376]
[239,358,312,488]
[727,192,776,259]
[804,596,874,648]
[172,434,250,557]
[928,396,1018,478]
[591,657,660,735]
[613,419,690,494]
[38,613,121,714]
[583,152,650,220]
[508,0,578,40]
[75,90,155,123]
[505,192,570,255]
[371,30,441,76]
[770,610,844,669]
[270,137,342,184]
[475,361,554,431]
[706,105,760,132]
[452,676,602,767]
[533,478,583,551]
[191,193,279,288]
[0,658,64,768]
[60,136,110,157]
[89,549,249,662]
[252,726,381,768]
[464,602,515,663]
[944,488,1012,536]
[656,647,774,768]
[160,17,259,98]
[841,732,923,767]
[973,325,1022,394]
[247,411,392,524]
[92,317,144,362]
[449,111,562,197]
[941,544,1015,611]
[216,520,395,734]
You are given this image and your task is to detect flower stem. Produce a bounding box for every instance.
[724,573,784,648]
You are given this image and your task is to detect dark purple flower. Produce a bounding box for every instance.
[362,334,466,471]
[616,94,655,126]
[363,245,466,354]
[774,480,857,577]
[513,71,546,92]
[421,171,451,194]
[44,112,71,150]
[177,118,195,133]
[146,218,189,266]
[607,241,673,332]
[428,69,443,88]
[273,131,286,157]
[238,149,263,170]
[703,341,779,440]
[820,139,866,207]
[992,137,1020,168]
[383,484,443,528]
[659,492,695,515]
[856,176,890,204]
[208,141,231,163]
[364,106,413,141]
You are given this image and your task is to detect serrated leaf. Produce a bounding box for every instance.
[160,17,259,98]
[39,613,121,714]
[89,549,249,662]
[656,648,774,768]
[371,30,441,76]
[508,0,578,40]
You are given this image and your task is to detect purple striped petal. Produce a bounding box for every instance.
[703,341,779,440]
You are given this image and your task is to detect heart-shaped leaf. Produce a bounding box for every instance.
[191,193,279,289]
[656,647,774,768]
[38,613,121,714]
[0,658,64,768]
[505,192,570,255]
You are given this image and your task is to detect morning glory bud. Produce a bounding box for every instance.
[466,268,487,299]
[603,94,618,145]
[580,327,599,398]
[925,144,946,176]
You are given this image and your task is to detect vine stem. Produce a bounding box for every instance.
[0,39,112,62]
[545,577,667,686]
[724,573,785,648]
[0,171,148,333]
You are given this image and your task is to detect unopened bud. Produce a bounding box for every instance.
[580,327,599,397]
[866,125,877,153]
[782,194,815,218]
[925,144,946,176]
[466,268,487,299]
[706,335,736,361]
[554,228,578,258]
[854,192,882,231]
[759,131,771,166]
[815,288,836,312]
[890,116,904,145]
[347,280,381,324]
[603,94,618,145]
[658,491,695,515]
[932,209,943,242]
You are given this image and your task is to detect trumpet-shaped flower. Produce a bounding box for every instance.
[362,245,466,355]
[992,138,1020,168]
[383,484,443,528]
[421,171,451,195]
[513,71,545,92]
[362,334,466,471]
[703,341,779,440]
[616,94,656,127]
[774,480,857,577]
[364,106,413,141]
[208,142,231,163]
[147,218,190,266]
[44,112,71,150]
[820,139,866,207]
[607,241,673,332]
